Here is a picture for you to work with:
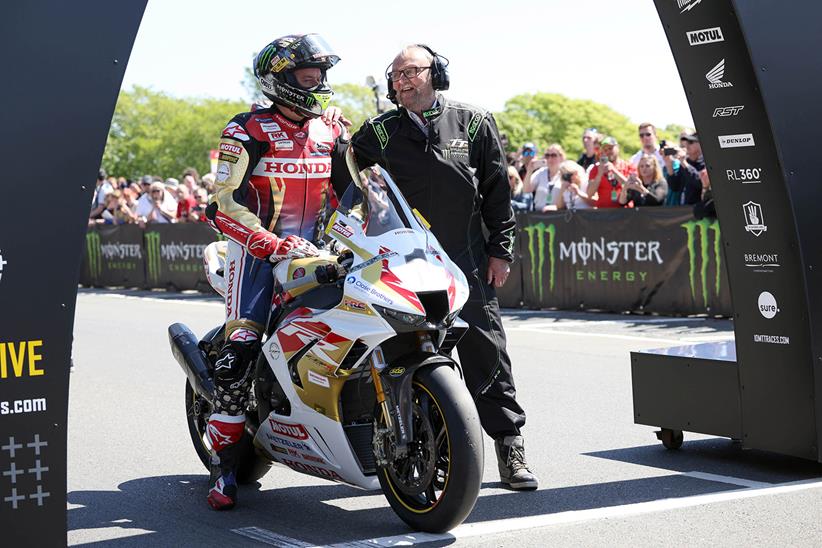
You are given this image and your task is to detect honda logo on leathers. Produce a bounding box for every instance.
[268,419,309,440]
[253,157,332,179]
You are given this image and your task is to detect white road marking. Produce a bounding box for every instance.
[683,471,772,489]
[318,477,822,547]
[79,292,223,308]
[506,326,733,345]
[232,526,315,547]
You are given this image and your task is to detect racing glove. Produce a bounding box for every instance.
[246,231,318,262]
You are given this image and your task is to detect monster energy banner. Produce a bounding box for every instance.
[515,208,731,315]
[144,224,213,291]
[80,223,216,291]
[82,224,146,288]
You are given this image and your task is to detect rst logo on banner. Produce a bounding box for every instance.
[713,106,744,117]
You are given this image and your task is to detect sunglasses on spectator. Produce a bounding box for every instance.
[545,153,560,158]
[151,190,162,194]
[639,132,653,137]
[388,66,431,80]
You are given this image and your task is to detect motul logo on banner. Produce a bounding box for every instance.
[268,419,309,440]
[254,158,332,179]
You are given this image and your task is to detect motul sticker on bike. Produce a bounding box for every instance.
[268,419,309,440]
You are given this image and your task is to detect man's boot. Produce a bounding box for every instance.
[495,435,538,490]
[206,413,245,510]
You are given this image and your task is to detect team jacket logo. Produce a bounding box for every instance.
[219,142,242,155]
[253,157,332,179]
[742,201,767,236]
[687,27,724,46]
[268,419,309,440]
[222,122,249,141]
[706,59,733,89]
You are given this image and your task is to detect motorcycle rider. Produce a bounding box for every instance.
[203,33,349,510]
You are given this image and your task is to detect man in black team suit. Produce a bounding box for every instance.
[350,44,538,490]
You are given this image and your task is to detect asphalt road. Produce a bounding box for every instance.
[68,289,822,547]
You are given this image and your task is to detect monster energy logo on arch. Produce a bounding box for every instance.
[681,219,722,308]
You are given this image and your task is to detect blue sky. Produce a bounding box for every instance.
[122,0,694,128]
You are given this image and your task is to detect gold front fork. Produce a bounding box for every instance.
[370,346,392,428]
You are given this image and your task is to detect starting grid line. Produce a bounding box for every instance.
[232,476,822,547]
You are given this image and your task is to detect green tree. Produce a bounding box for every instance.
[330,83,378,130]
[495,93,640,159]
[102,86,247,179]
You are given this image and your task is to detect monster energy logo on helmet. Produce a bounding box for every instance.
[681,219,722,308]
[86,231,102,278]
[523,222,556,301]
[145,231,162,284]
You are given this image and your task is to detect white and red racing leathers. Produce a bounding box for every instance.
[206,106,348,335]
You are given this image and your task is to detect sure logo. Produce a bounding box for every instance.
[758,291,779,319]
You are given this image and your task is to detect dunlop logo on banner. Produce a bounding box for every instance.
[681,219,722,308]
[86,231,102,278]
[145,231,162,284]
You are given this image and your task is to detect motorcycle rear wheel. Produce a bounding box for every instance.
[377,364,483,533]
[184,380,271,484]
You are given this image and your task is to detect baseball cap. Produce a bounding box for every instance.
[164,177,180,188]
[98,168,107,180]
[681,132,699,143]
[601,136,619,147]
[140,175,153,185]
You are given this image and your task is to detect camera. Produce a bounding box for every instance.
[561,171,574,182]
[663,147,678,156]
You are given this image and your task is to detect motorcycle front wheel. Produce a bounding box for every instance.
[184,380,271,484]
[377,364,483,533]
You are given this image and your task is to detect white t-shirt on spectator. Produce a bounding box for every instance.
[94,181,113,207]
[531,167,562,211]
[630,149,665,168]
[135,190,178,223]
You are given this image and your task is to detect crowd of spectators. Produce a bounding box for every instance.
[89,168,215,227]
[506,123,715,219]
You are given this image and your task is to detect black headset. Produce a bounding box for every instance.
[386,44,450,104]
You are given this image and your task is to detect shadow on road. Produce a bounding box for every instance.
[585,438,822,484]
[67,441,821,547]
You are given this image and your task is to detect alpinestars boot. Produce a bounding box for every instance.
[207,445,239,510]
[495,435,539,490]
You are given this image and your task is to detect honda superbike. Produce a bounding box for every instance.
[168,155,483,532]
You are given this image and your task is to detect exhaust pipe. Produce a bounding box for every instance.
[168,323,215,402]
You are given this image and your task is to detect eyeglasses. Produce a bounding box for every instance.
[545,153,560,158]
[388,66,431,81]
[151,190,162,194]
[639,132,653,137]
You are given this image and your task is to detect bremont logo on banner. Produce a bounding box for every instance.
[687,27,724,46]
